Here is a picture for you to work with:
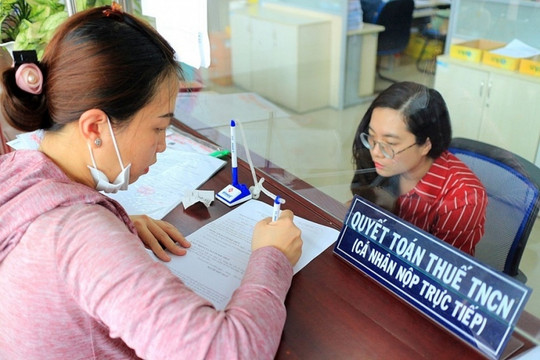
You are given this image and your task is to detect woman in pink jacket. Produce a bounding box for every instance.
[0,4,302,359]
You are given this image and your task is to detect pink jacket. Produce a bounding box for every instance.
[0,150,293,359]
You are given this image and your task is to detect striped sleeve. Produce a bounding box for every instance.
[432,180,487,255]
[396,152,488,256]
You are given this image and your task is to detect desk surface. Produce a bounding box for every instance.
[413,0,451,19]
[347,23,385,36]
[165,121,539,359]
[415,0,451,9]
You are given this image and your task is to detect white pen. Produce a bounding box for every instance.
[272,196,281,222]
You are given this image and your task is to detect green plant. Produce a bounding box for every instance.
[1,0,32,43]
[1,0,68,58]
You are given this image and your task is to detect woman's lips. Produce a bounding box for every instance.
[145,160,156,174]
[374,162,383,170]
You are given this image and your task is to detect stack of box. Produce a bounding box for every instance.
[405,33,444,60]
[449,39,540,77]
[519,55,540,77]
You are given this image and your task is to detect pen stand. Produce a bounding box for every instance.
[216,183,252,206]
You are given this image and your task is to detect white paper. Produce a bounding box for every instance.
[183,189,215,208]
[147,199,339,309]
[489,39,540,58]
[107,149,225,219]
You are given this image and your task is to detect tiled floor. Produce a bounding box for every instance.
[198,54,540,320]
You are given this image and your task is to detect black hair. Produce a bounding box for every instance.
[350,81,452,200]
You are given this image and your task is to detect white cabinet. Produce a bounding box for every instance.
[435,55,540,163]
[230,7,331,113]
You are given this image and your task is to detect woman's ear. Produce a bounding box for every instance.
[421,137,432,156]
[79,109,108,147]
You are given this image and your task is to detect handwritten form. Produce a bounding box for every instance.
[148,200,339,310]
[107,148,225,219]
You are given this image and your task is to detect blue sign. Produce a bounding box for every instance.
[334,196,531,360]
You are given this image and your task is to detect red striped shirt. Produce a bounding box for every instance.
[396,151,487,255]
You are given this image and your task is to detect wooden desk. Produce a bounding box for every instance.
[165,122,539,359]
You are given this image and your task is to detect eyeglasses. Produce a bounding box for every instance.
[360,133,417,159]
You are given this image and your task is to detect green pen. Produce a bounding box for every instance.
[209,149,231,158]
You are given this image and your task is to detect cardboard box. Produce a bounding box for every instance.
[405,33,443,60]
[519,55,540,77]
[450,39,505,63]
[482,50,521,71]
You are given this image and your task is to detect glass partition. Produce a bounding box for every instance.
[447,0,540,49]
[176,0,540,341]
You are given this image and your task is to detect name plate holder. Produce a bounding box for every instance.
[334,196,531,360]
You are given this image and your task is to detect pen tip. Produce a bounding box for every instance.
[275,196,280,204]
[230,120,236,127]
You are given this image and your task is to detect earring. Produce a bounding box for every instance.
[94,138,102,147]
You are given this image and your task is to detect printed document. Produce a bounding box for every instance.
[107,148,225,219]
[148,199,339,309]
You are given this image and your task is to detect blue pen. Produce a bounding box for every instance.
[272,196,281,222]
[230,120,239,187]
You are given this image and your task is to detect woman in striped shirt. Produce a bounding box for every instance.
[351,82,487,255]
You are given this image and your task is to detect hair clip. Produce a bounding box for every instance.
[12,50,38,67]
[103,2,123,18]
[15,64,43,95]
[12,50,43,95]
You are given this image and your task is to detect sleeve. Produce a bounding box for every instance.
[431,185,488,255]
[56,204,293,360]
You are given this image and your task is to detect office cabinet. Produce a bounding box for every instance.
[435,56,540,163]
[230,8,331,113]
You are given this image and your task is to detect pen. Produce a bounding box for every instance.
[230,120,239,186]
[272,196,281,222]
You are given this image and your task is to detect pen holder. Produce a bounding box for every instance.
[216,183,252,206]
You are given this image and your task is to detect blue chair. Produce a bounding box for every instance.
[449,138,540,283]
[370,0,415,83]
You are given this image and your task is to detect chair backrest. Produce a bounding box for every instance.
[374,0,415,56]
[449,138,540,282]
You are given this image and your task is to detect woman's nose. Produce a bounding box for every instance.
[370,142,384,158]
[157,133,167,153]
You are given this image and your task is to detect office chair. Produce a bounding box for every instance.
[449,138,540,283]
[372,0,415,83]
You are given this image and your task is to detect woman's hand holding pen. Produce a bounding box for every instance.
[129,215,191,262]
[252,209,303,266]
